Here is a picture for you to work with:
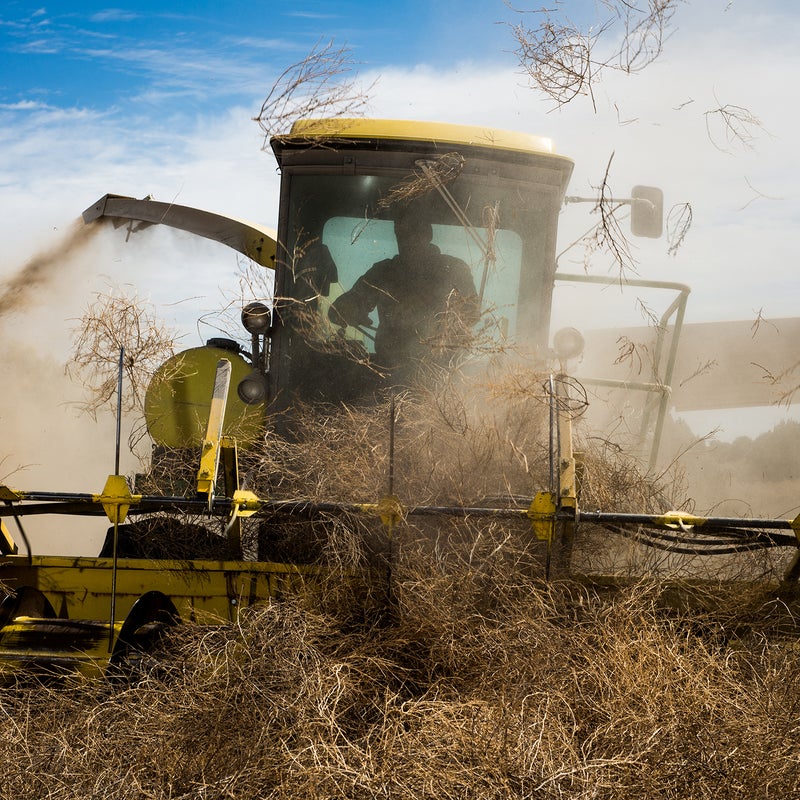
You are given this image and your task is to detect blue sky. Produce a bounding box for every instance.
[2,0,800,526]
[0,1,541,228]
[0,1,520,111]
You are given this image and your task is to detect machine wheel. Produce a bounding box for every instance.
[109,591,179,680]
[0,586,57,628]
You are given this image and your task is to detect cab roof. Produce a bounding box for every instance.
[283,118,568,160]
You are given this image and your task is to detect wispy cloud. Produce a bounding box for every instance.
[1,8,309,110]
[77,42,277,101]
[285,12,341,20]
[16,37,62,54]
[225,35,300,51]
[0,99,53,111]
[89,9,141,23]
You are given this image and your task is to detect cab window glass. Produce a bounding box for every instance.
[321,216,522,352]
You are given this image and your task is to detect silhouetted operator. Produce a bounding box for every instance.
[328,212,479,373]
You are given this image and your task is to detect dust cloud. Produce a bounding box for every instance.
[0,219,101,318]
[0,220,141,556]
[551,278,800,521]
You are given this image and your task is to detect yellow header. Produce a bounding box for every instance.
[287,118,559,157]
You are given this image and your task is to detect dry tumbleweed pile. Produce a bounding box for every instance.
[3,370,799,799]
[2,575,800,799]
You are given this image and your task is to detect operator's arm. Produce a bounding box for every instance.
[448,258,481,326]
[328,268,382,329]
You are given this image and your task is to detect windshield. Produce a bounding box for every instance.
[273,164,562,404]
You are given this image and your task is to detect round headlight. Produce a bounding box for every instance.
[552,326,585,361]
[237,371,268,405]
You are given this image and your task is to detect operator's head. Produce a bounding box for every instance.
[394,209,433,254]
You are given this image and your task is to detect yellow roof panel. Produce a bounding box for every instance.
[287,118,561,157]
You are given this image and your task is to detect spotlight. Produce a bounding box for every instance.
[241,302,271,335]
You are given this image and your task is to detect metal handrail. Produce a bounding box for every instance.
[553,272,691,468]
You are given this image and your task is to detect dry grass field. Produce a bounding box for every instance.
[2,381,799,799]
[2,567,799,799]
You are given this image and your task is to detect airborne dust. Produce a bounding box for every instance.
[1,216,799,562]
[0,220,101,317]
[0,221,136,555]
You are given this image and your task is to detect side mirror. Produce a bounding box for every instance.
[630,186,663,239]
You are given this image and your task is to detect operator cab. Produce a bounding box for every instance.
[267,119,574,408]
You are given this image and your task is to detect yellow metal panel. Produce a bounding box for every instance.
[96,474,133,524]
[528,492,557,541]
[0,618,123,678]
[82,194,277,268]
[0,521,17,555]
[144,346,265,448]
[196,359,232,498]
[0,554,322,624]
